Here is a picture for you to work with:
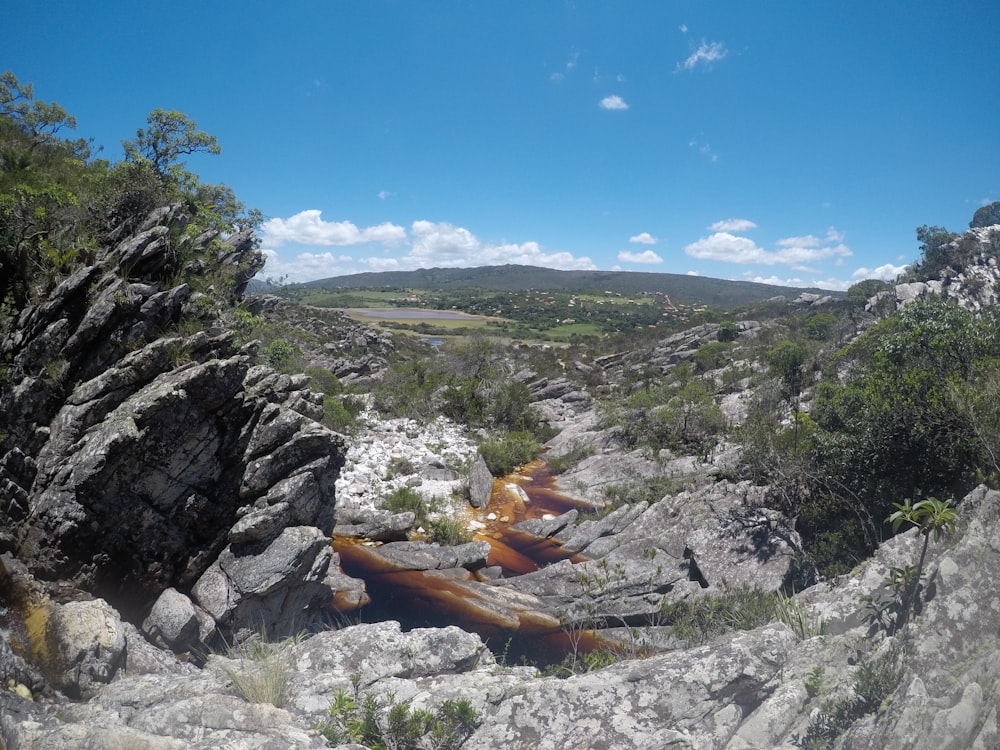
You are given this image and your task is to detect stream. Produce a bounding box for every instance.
[333,461,604,664]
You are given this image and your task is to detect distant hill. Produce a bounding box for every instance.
[299,264,841,309]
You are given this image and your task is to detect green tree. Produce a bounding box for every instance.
[122,108,221,176]
[766,340,807,409]
[0,71,80,149]
[813,299,996,526]
[803,312,838,341]
[912,224,959,280]
[847,278,891,306]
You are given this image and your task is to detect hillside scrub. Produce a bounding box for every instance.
[0,72,262,324]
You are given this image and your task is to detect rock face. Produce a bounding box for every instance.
[10,480,999,750]
[0,205,345,643]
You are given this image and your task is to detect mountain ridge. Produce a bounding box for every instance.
[293,263,842,309]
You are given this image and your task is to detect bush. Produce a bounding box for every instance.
[218,634,297,708]
[427,516,474,546]
[322,394,364,434]
[659,584,822,646]
[478,431,541,476]
[264,337,297,370]
[383,486,434,527]
[316,688,480,750]
[798,647,902,750]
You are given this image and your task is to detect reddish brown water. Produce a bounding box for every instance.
[332,460,604,663]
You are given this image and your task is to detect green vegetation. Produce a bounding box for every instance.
[886,497,958,626]
[660,584,823,646]
[383,487,433,526]
[0,71,260,326]
[316,683,480,750]
[797,647,903,750]
[427,516,474,546]
[218,633,300,708]
[478,431,541,476]
[599,364,724,457]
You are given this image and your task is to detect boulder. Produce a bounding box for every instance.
[142,588,215,654]
[43,599,127,698]
[192,526,336,639]
[468,453,494,508]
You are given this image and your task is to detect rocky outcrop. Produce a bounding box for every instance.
[868,224,1000,313]
[0,206,346,645]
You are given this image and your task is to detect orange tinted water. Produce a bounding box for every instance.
[332,460,605,663]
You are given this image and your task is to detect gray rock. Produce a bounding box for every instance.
[142,588,215,653]
[468,453,494,508]
[333,508,415,541]
[44,599,127,698]
[192,526,336,639]
[463,625,797,750]
[364,540,492,571]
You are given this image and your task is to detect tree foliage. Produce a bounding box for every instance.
[122,108,221,176]
[911,224,959,280]
[0,72,261,318]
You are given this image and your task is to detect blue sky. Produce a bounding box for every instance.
[7,1,999,289]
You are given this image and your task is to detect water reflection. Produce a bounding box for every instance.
[331,460,603,663]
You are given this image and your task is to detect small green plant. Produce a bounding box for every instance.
[547,442,595,475]
[601,476,681,509]
[797,647,903,750]
[886,497,958,626]
[805,666,825,701]
[383,486,435,527]
[315,686,480,750]
[659,584,822,646]
[264,337,298,370]
[773,593,825,640]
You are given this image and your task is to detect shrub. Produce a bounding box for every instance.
[798,647,903,750]
[383,486,434,527]
[602,476,681,508]
[322,394,364,434]
[547,442,595,475]
[659,584,822,646]
[478,431,541,476]
[264,337,297,370]
[427,516,474,546]
[316,688,480,750]
[218,634,297,708]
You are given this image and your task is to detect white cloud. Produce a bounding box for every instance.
[826,227,845,242]
[851,263,908,281]
[689,139,718,162]
[599,95,629,110]
[709,218,757,232]
[261,210,406,247]
[259,248,355,282]
[684,231,852,269]
[629,232,657,245]
[389,220,597,271]
[685,233,765,264]
[260,214,597,281]
[377,190,393,200]
[776,234,822,249]
[749,274,851,292]
[679,24,688,33]
[678,41,727,71]
[618,250,663,264]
